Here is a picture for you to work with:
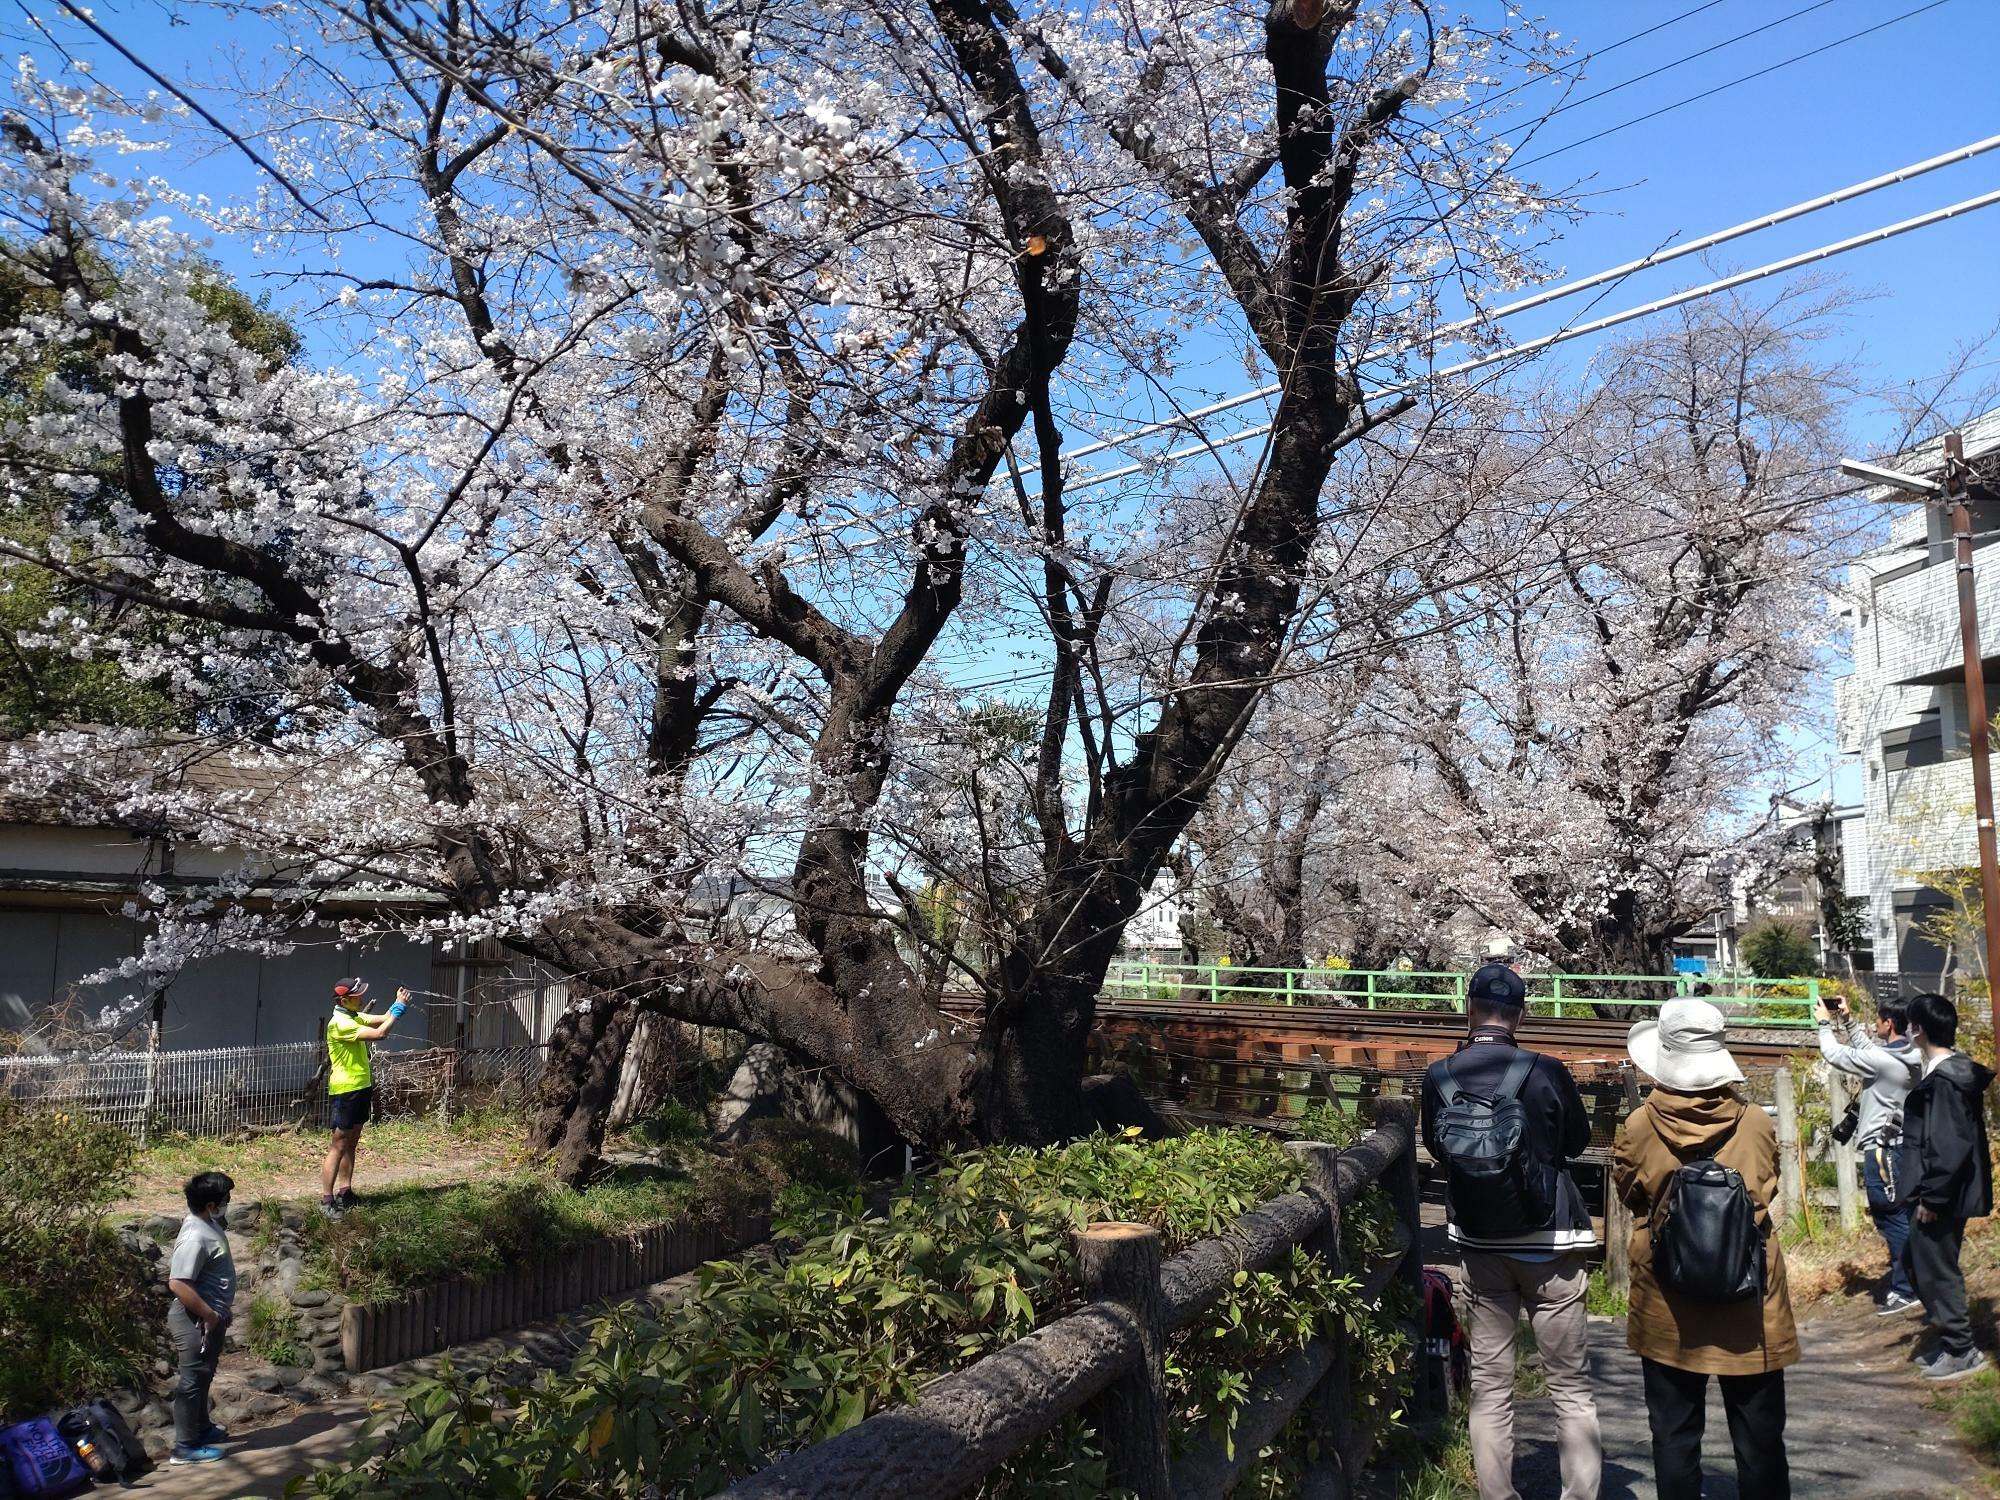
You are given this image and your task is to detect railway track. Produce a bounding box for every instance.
[939,993,1807,1146]
[940,993,1810,1069]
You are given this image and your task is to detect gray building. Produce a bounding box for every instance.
[0,735,560,1051]
[1834,409,2000,989]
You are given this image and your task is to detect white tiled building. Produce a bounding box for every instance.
[1835,410,2000,987]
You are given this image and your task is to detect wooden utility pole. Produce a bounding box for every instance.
[1943,430,2000,1043]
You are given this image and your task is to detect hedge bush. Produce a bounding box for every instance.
[0,1100,153,1418]
[300,1126,1407,1499]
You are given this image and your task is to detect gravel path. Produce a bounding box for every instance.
[1498,1303,1989,1499]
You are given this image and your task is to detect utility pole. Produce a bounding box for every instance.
[1942,431,2000,1044]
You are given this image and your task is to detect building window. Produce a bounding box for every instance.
[1882,710,1945,771]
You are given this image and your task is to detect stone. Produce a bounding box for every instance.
[245,1393,290,1417]
[294,1374,340,1404]
[248,1374,283,1393]
[110,1388,145,1416]
[274,1366,308,1387]
[292,1289,330,1308]
[145,1214,182,1241]
[226,1201,263,1230]
[279,1204,307,1230]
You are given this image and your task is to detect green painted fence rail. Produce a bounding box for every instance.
[1102,963,1820,1027]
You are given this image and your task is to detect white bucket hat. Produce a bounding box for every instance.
[1627,998,1746,1091]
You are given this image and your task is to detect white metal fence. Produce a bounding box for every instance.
[0,1041,546,1141]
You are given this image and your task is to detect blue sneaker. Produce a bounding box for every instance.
[170,1445,225,1464]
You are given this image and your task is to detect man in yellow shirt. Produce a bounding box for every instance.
[321,977,410,1215]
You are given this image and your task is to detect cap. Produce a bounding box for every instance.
[1468,962,1526,1009]
[332,978,369,1003]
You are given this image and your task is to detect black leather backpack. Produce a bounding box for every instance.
[1651,1116,1764,1302]
[1432,1051,1551,1237]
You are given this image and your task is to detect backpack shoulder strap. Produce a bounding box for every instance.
[1494,1049,1536,1102]
[1435,1053,1465,1107]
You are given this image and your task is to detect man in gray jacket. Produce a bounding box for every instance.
[1818,995,1922,1313]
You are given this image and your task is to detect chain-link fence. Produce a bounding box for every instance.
[0,1041,546,1141]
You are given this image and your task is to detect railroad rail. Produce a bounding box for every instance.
[939,994,1808,1151]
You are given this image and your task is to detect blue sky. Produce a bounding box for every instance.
[17,0,1997,804]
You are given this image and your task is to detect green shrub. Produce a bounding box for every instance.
[0,1101,152,1418]
[246,1293,303,1367]
[298,1128,1409,1499]
[1740,918,1817,980]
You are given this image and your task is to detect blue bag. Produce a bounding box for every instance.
[0,1418,90,1499]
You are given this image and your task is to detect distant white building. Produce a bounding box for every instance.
[1119,873,1186,958]
[1834,409,2000,989]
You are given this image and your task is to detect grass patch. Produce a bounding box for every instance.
[128,1106,526,1209]
[1933,1367,2000,1461]
[302,1119,857,1302]
[1587,1267,1628,1317]
[245,1293,303,1366]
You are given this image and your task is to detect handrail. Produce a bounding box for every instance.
[1103,962,1821,1026]
[722,1100,1431,1500]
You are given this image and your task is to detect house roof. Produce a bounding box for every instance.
[0,730,298,832]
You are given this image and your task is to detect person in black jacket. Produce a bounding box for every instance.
[1897,991,1995,1381]
[1422,964,1600,1500]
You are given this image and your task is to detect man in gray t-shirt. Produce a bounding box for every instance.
[165,1171,237,1464]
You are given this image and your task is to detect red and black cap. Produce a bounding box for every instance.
[332,978,370,1003]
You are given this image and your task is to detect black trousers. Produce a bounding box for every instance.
[1640,1358,1788,1500]
[1908,1214,1974,1355]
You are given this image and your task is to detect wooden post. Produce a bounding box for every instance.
[1077,1223,1170,1500]
[1773,1065,1804,1226]
[1287,1141,1354,1500]
[1373,1097,1435,1421]
[1605,1068,1641,1302]
[1827,1068,1862,1231]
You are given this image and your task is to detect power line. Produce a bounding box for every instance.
[1058,133,2000,467]
[1529,0,1846,129]
[1064,184,2000,496]
[1515,0,1958,171]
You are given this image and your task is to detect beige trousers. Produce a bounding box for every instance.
[1462,1250,1601,1500]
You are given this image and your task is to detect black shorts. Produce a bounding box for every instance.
[329,1087,374,1129]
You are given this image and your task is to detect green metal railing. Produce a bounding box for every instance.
[1101,963,1821,1027]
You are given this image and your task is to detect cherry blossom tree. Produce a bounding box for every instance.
[1188,289,1863,979]
[0,0,1569,1179]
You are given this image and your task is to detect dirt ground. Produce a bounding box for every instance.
[117,1114,530,1217]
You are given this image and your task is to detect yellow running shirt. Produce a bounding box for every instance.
[327,1007,373,1095]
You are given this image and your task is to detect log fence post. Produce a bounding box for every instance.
[1076,1222,1170,1500]
[1827,1068,1861,1231]
[1287,1140,1353,1500]
[1774,1065,1804,1226]
[1371,1097,1435,1421]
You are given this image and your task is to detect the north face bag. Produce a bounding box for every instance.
[55,1402,151,1483]
[1432,1051,1551,1237]
[1652,1118,1763,1302]
[0,1418,90,1499]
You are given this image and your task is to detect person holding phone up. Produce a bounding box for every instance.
[1815,992,1923,1315]
[321,977,411,1215]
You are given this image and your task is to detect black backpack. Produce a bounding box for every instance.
[1651,1116,1764,1303]
[1432,1050,1552,1237]
[54,1403,151,1484]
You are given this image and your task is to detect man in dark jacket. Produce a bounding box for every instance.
[1897,991,1995,1381]
[1422,963,1600,1500]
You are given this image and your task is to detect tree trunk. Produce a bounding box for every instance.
[529,987,638,1184]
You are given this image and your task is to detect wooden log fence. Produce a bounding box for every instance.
[721,1100,1433,1500]
[339,1206,772,1372]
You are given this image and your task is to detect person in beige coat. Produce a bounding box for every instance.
[1613,999,1797,1500]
